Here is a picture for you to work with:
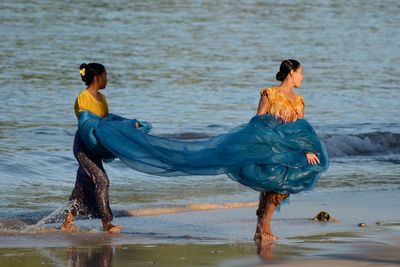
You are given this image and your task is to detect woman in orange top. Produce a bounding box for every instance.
[61,63,120,233]
[254,59,320,241]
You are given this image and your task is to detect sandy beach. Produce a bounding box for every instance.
[1,188,399,266]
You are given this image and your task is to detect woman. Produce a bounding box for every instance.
[254,59,320,241]
[61,63,121,233]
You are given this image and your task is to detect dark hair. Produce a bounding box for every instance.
[79,63,106,86]
[276,59,301,81]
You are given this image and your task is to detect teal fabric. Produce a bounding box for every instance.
[78,111,329,193]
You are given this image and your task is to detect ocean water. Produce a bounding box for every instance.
[0,0,399,224]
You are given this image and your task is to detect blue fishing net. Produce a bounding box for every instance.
[78,111,329,194]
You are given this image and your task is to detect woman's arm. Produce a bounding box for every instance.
[256,95,270,115]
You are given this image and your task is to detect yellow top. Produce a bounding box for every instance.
[260,87,305,123]
[74,89,109,119]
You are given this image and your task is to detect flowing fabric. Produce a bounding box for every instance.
[78,111,329,194]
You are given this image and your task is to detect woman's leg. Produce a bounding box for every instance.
[254,192,289,241]
[75,138,120,232]
[62,132,120,233]
[88,162,120,233]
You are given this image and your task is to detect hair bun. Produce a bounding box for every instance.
[276,71,285,81]
[80,63,87,70]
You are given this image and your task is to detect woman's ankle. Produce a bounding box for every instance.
[63,212,75,224]
[60,213,77,232]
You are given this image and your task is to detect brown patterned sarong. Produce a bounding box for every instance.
[68,132,113,221]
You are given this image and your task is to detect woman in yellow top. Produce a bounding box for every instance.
[254,59,320,241]
[61,63,120,233]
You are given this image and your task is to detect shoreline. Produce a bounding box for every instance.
[0,188,399,266]
[0,222,399,266]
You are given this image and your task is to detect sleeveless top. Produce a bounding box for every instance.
[260,87,305,123]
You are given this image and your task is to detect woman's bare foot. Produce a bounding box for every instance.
[60,212,78,232]
[260,232,279,241]
[102,221,121,233]
[254,224,279,241]
[60,222,79,232]
[255,233,278,241]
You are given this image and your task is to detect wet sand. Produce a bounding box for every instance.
[0,188,399,266]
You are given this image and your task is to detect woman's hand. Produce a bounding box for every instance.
[306,152,320,165]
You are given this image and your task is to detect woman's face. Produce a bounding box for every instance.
[98,69,108,89]
[291,65,303,88]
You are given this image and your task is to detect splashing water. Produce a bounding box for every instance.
[21,201,73,233]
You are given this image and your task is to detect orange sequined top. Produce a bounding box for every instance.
[260,87,305,123]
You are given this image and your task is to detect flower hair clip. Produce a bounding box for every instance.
[80,68,86,77]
